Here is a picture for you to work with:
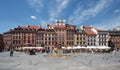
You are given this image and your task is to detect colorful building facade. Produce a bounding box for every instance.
[3,25,40,50]
[37,20,76,48]
[3,20,119,50]
[108,31,120,50]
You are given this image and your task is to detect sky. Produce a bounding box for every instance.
[0,0,120,34]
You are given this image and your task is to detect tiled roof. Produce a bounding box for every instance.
[3,31,12,34]
[45,29,56,32]
[37,28,45,31]
[29,26,40,29]
[47,24,55,27]
[37,28,56,33]
[18,25,40,29]
[83,26,93,29]
[85,30,96,35]
[54,26,66,29]
[96,29,104,32]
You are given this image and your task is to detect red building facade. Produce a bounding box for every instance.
[3,25,40,50]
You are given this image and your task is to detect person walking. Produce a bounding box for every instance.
[10,47,14,57]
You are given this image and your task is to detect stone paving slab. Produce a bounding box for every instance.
[0,51,120,70]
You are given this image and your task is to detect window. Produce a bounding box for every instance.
[88,43,89,45]
[52,34,54,36]
[52,42,54,45]
[28,40,30,43]
[13,36,15,39]
[16,36,18,39]
[80,42,82,45]
[32,33,34,35]
[45,42,47,44]
[52,38,54,40]
[24,40,26,43]
[19,36,21,39]
[19,41,21,44]
[28,33,30,35]
[32,40,34,43]
[91,43,93,46]
[77,37,79,40]
[28,36,30,40]
[80,37,82,40]
[24,33,26,35]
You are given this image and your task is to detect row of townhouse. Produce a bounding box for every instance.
[108,31,120,50]
[3,20,120,50]
[3,25,39,50]
[0,34,4,51]
[36,20,76,49]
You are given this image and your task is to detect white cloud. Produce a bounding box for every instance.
[94,16,120,30]
[114,9,120,13]
[31,16,37,19]
[27,0,70,26]
[41,0,70,27]
[27,0,70,18]
[27,0,44,12]
[68,0,112,25]
[40,20,48,27]
[48,0,70,20]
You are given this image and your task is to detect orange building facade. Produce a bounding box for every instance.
[37,20,76,48]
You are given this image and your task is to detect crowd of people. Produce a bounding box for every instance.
[17,47,59,55]
[44,47,58,54]
[9,46,120,56]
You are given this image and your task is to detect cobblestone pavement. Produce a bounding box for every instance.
[0,51,120,70]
